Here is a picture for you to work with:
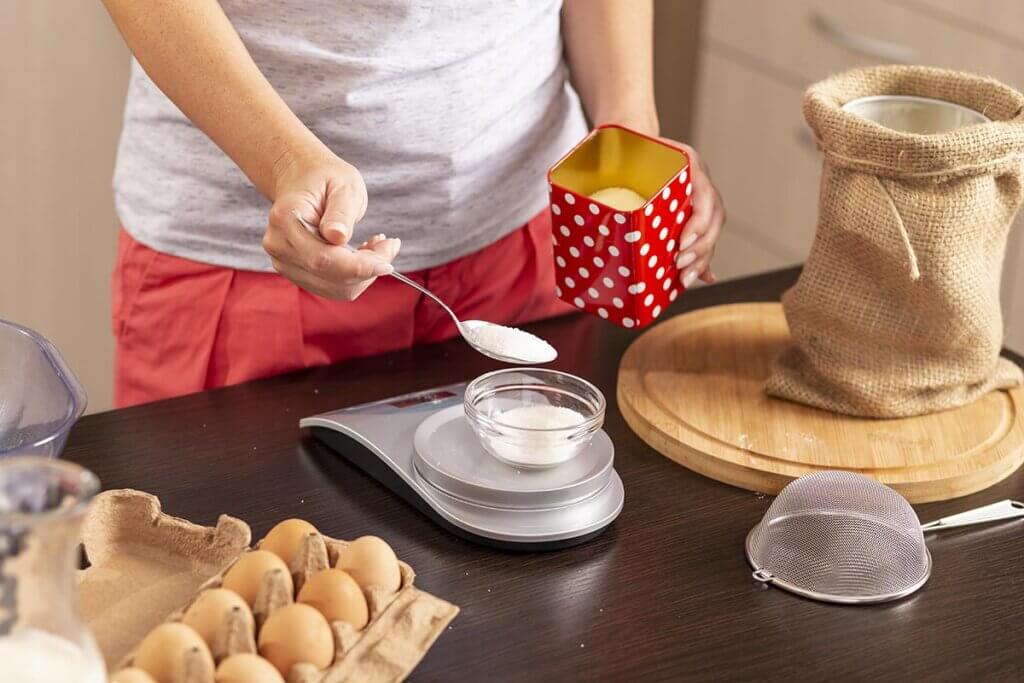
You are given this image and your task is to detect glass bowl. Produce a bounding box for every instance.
[464,368,606,469]
[0,319,87,459]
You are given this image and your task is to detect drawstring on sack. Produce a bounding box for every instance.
[874,176,921,281]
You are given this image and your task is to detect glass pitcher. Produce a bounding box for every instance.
[0,456,106,682]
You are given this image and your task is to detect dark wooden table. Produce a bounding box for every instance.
[65,268,1024,681]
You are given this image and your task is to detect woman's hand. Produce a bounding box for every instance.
[263,151,400,301]
[665,141,725,287]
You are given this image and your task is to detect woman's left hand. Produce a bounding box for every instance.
[661,140,726,287]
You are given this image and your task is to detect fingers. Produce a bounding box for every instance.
[265,200,399,300]
[319,175,367,245]
[679,201,724,288]
[673,148,725,289]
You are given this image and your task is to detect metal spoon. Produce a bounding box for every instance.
[292,212,555,364]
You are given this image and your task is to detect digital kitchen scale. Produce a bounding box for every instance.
[300,383,624,550]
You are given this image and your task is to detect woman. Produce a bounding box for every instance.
[102,0,725,407]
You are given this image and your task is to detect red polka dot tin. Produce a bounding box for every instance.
[547,125,693,329]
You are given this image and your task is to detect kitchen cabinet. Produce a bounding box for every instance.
[692,0,1024,353]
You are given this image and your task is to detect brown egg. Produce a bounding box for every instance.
[334,536,401,594]
[110,669,158,683]
[222,550,294,606]
[258,603,334,675]
[297,568,369,630]
[215,653,285,683]
[134,623,213,683]
[182,588,254,650]
[260,519,319,564]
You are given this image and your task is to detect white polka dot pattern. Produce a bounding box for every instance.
[547,160,693,329]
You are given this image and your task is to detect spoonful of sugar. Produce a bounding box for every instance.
[293,212,557,365]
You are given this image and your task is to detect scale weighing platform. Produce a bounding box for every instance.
[300,383,624,550]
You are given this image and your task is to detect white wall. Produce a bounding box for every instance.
[0,2,129,413]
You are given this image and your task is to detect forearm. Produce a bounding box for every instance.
[101,0,327,198]
[561,0,658,136]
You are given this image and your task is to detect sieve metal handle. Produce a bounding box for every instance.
[920,500,1024,532]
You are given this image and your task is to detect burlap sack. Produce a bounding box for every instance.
[766,65,1024,418]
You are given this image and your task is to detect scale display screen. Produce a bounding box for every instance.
[387,389,457,409]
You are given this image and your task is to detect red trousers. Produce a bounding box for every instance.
[112,211,571,407]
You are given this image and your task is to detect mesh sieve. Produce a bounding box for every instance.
[745,471,931,604]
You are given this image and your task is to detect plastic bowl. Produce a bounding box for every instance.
[0,320,87,458]
[464,368,605,469]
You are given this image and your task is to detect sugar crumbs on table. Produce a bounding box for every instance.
[465,322,556,363]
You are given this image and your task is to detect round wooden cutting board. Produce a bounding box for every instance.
[617,303,1024,503]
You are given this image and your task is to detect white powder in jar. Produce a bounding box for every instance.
[465,322,557,363]
[487,404,586,467]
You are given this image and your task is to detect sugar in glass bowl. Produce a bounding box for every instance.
[464,369,605,469]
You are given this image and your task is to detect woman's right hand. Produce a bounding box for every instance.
[263,149,401,301]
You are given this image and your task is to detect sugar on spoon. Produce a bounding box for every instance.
[292,212,556,365]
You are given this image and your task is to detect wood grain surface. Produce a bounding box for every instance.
[63,269,1024,681]
[618,302,1024,503]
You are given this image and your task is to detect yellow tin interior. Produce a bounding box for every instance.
[549,126,688,204]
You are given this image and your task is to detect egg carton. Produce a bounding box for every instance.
[79,490,459,683]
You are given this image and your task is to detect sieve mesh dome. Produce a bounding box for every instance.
[746,471,931,603]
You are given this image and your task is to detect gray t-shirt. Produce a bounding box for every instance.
[114,0,588,272]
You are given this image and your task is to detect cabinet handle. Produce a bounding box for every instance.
[809,12,916,62]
